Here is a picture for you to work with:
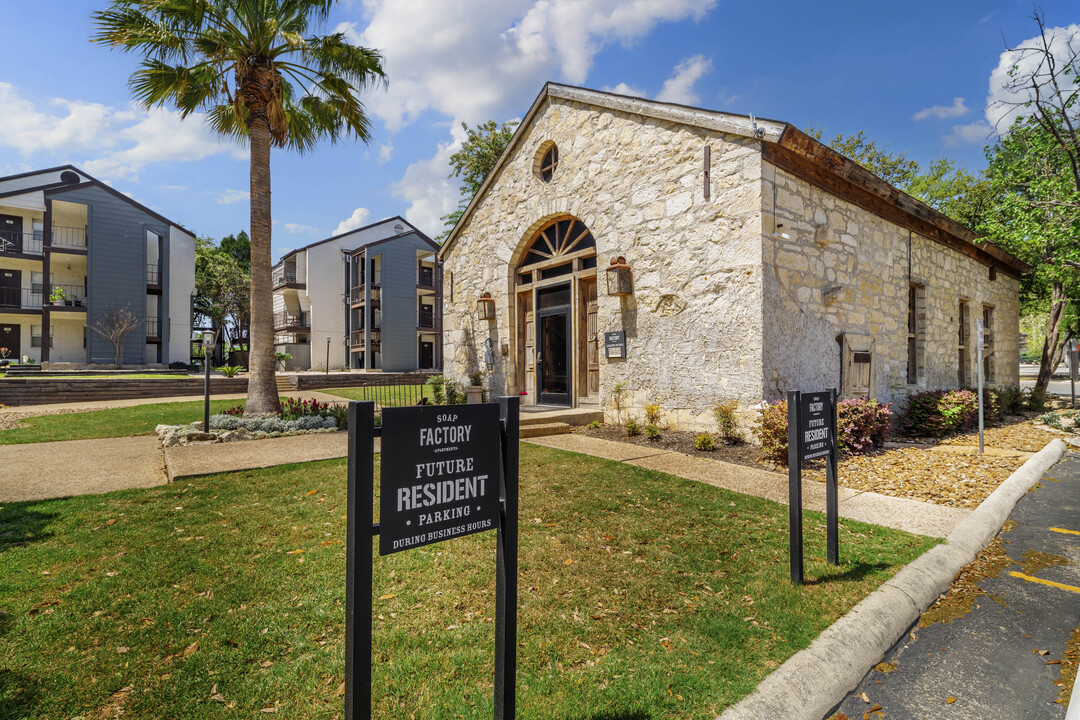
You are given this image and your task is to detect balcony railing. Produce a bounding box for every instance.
[147,263,160,284]
[418,308,437,329]
[0,288,43,309]
[417,267,436,289]
[146,318,160,338]
[51,225,87,249]
[0,230,43,255]
[47,284,86,306]
[349,329,381,349]
[273,311,308,330]
[272,267,300,287]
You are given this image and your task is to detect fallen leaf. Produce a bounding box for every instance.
[564,558,574,565]
[1046,659,1062,665]
[875,662,897,674]
[286,549,304,555]
[260,707,277,713]
[260,660,274,667]
[182,640,199,658]
[305,489,319,496]
[320,540,340,546]
[106,519,117,526]
[336,682,345,698]
[378,594,396,600]
[860,692,870,703]
[209,683,225,703]
[946,696,956,704]
[1038,649,1049,656]
[117,646,129,654]
[869,704,882,712]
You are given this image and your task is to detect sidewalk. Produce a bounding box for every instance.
[527,434,971,538]
[0,389,350,416]
[830,452,1080,719]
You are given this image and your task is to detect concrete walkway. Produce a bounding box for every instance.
[0,436,167,502]
[163,432,377,481]
[527,434,971,538]
[0,389,350,416]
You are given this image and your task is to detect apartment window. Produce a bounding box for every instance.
[907,284,925,385]
[30,324,53,348]
[982,305,995,383]
[31,271,43,294]
[958,300,969,387]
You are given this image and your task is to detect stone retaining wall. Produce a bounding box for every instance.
[0,377,249,406]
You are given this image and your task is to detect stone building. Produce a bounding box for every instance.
[437,84,1026,429]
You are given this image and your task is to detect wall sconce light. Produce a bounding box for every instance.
[606,256,633,296]
[477,291,496,321]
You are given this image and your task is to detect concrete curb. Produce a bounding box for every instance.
[717,438,1068,720]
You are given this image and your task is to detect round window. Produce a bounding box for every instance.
[537,143,559,183]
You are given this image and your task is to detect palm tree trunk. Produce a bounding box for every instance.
[245,115,277,416]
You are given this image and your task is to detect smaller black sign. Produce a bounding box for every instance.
[379,404,502,555]
[604,331,626,359]
[797,391,835,461]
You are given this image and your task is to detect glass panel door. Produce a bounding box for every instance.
[537,308,570,405]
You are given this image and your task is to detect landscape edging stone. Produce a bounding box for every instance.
[716,438,1067,720]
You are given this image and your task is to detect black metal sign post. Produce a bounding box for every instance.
[345,396,519,719]
[787,389,839,585]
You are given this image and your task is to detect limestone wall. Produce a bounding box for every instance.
[761,163,1020,405]
[442,97,767,429]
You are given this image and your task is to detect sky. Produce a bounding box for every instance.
[0,0,1077,263]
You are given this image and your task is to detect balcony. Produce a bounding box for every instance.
[349,329,381,350]
[147,263,160,285]
[349,271,382,304]
[0,288,43,310]
[46,284,87,309]
[51,225,87,250]
[0,229,43,255]
[146,317,160,339]
[272,267,303,289]
[417,267,436,290]
[418,308,437,330]
[273,311,309,331]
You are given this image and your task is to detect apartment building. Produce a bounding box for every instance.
[272,217,441,371]
[0,166,195,366]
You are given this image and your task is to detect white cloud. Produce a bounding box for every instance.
[285,223,320,235]
[160,184,188,192]
[603,82,647,98]
[912,97,969,121]
[655,55,712,105]
[392,125,467,237]
[333,207,372,236]
[377,142,394,163]
[944,120,993,146]
[986,23,1080,132]
[216,189,249,205]
[0,82,243,182]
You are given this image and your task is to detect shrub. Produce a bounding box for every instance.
[1040,411,1062,430]
[836,397,892,454]
[587,420,601,429]
[997,385,1026,416]
[445,381,465,405]
[713,399,741,443]
[1027,387,1051,412]
[644,403,663,426]
[694,432,716,451]
[277,397,332,421]
[425,374,446,405]
[222,403,245,416]
[898,389,1001,438]
[218,365,245,377]
[644,424,661,440]
[611,382,629,422]
[208,414,337,433]
[327,403,349,430]
[757,396,893,465]
[625,418,641,436]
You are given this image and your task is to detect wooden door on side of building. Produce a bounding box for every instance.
[581,278,599,402]
[0,214,22,253]
[0,323,20,360]
[841,334,875,398]
[0,269,20,309]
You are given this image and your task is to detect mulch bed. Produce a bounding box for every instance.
[577,424,762,468]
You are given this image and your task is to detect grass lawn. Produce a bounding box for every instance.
[322,384,434,407]
[0,400,243,445]
[0,374,191,380]
[0,445,937,719]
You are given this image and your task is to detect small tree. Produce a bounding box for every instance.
[92,305,141,367]
[438,119,519,240]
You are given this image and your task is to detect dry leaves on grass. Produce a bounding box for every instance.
[807,448,1025,507]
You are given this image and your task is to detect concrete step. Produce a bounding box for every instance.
[275,375,294,393]
[519,422,574,438]
[520,409,603,427]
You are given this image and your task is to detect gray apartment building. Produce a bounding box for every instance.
[271,217,441,371]
[0,166,195,366]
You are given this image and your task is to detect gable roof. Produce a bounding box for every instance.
[278,215,437,263]
[0,164,193,235]
[438,83,1027,276]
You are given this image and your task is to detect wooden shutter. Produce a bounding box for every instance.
[842,334,875,399]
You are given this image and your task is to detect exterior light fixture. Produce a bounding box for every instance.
[477,292,496,321]
[606,256,632,296]
[200,329,217,432]
[201,330,217,350]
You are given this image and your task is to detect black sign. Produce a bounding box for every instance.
[797,391,835,461]
[379,403,502,555]
[604,330,626,359]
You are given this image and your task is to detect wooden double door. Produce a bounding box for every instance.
[519,276,598,407]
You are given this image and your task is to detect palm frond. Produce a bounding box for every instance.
[129,59,223,115]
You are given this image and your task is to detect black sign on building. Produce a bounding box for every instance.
[604,331,626,359]
[786,389,840,585]
[345,397,520,719]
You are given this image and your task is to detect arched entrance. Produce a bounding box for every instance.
[513,216,599,407]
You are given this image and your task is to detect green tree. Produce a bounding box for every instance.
[219,229,251,272]
[438,119,519,240]
[195,236,251,357]
[805,127,921,190]
[93,0,385,415]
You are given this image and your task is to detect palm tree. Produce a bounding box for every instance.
[93,0,385,415]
